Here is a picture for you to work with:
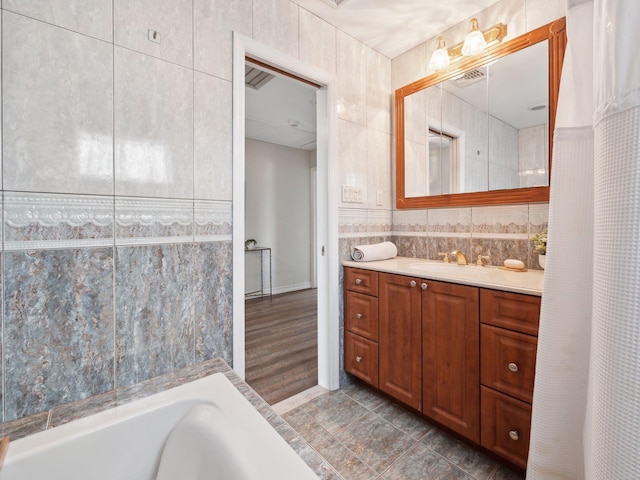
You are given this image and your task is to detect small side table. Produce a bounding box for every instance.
[245,247,272,298]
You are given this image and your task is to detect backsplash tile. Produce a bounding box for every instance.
[338,208,367,236]
[3,12,114,195]
[4,192,113,250]
[114,47,193,199]
[115,244,195,387]
[428,207,472,234]
[114,0,193,67]
[115,197,193,245]
[393,210,427,234]
[4,248,114,420]
[472,205,529,234]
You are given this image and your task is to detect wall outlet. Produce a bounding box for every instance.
[376,189,384,206]
[342,185,364,203]
[148,29,161,43]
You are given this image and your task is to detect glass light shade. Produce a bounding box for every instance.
[428,36,450,71]
[462,18,487,56]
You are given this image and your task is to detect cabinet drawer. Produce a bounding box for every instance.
[481,325,537,403]
[344,268,379,296]
[481,387,532,470]
[345,332,379,387]
[480,289,541,336]
[345,291,379,341]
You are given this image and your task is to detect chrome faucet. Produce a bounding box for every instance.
[451,250,468,265]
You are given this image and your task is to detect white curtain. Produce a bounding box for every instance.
[528,0,640,478]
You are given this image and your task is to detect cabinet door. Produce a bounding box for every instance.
[379,273,422,410]
[423,280,480,442]
[345,332,379,387]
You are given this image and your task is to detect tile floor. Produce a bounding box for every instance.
[280,381,526,480]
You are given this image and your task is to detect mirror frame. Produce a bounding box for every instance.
[395,17,566,209]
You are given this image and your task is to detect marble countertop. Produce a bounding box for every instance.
[343,256,544,296]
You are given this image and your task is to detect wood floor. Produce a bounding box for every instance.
[245,288,318,405]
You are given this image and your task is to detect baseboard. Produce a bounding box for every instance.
[271,282,312,296]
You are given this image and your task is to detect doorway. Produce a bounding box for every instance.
[231,33,340,394]
[243,61,319,403]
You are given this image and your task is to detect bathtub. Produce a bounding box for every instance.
[0,373,318,480]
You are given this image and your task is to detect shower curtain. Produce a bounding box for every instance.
[527,0,640,478]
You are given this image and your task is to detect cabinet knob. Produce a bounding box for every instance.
[355,278,362,285]
[508,362,519,372]
[410,280,417,287]
[356,313,363,319]
[355,356,363,363]
[421,283,428,290]
[509,430,519,441]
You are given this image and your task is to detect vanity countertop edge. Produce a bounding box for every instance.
[343,257,543,296]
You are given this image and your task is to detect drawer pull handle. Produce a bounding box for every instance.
[410,280,417,287]
[421,283,428,290]
[355,278,362,285]
[509,430,519,441]
[508,362,519,372]
[356,313,363,319]
[355,356,363,363]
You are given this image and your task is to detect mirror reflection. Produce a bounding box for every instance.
[404,41,548,198]
[395,18,566,208]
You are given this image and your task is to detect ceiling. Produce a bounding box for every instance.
[246,0,513,151]
[290,0,502,59]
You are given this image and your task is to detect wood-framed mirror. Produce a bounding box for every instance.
[395,18,566,209]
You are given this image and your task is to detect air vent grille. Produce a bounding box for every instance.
[245,66,274,90]
[452,68,487,87]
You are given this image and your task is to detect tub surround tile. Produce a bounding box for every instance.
[252,0,299,59]
[0,411,48,442]
[193,0,252,80]
[3,12,113,195]
[48,390,117,429]
[4,248,115,421]
[114,47,193,199]
[3,0,113,41]
[114,0,192,67]
[299,9,337,75]
[3,192,114,250]
[115,244,195,387]
[115,197,193,245]
[334,410,415,472]
[194,72,233,201]
[194,200,232,241]
[194,241,233,364]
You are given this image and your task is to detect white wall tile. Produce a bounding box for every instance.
[299,9,336,75]
[338,119,367,208]
[366,49,391,134]
[391,42,428,90]
[366,129,391,209]
[114,47,193,198]
[194,72,232,201]
[253,0,299,59]
[193,0,252,81]
[337,31,366,126]
[3,12,113,194]
[525,0,566,32]
[3,0,113,41]
[114,0,192,67]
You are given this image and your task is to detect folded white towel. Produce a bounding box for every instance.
[351,242,398,262]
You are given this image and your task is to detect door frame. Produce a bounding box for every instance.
[232,33,340,390]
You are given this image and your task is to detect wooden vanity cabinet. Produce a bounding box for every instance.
[422,281,480,443]
[378,273,422,411]
[480,289,541,469]
[344,268,379,387]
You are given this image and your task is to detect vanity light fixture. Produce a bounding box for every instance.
[462,18,487,56]
[428,36,451,71]
[429,21,507,71]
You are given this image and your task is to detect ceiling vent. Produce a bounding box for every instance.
[245,66,274,90]
[452,68,487,88]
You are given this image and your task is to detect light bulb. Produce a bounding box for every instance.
[428,36,450,71]
[462,18,487,56]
